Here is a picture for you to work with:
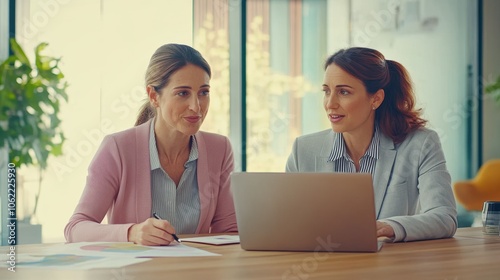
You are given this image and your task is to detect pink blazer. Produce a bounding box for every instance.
[64,119,238,242]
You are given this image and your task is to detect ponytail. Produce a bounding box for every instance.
[377,60,427,143]
[135,101,155,126]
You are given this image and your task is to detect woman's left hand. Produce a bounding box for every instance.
[376,221,395,239]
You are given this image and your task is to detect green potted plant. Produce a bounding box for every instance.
[485,75,500,104]
[0,38,68,232]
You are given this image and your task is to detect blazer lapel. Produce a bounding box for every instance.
[315,157,335,172]
[315,131,336,172]
[194,132,210,233]
[135,119,154,222]
[373,133,396,219]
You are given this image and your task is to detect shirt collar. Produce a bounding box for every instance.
[365,125,380,160]
[149,119,199,171]
[328,132,345,162]
[149,120,161,170]
[328,125,380,162]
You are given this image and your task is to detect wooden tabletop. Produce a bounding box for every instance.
[2,227,500,280]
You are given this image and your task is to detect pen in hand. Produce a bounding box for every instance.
[152,212,181,243]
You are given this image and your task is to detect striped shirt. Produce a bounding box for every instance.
[327,126,380,176]
[149,121,200,234]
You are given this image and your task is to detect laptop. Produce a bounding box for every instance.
[231,172,383,252]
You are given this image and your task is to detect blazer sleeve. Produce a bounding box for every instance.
[64,135,134,242]
[209,137,238,233]
[286,138,300,172]
[382,130,458,241]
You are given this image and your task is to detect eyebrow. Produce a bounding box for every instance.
[335,84,354,88]
[173,84,210,90]
[321,84,354,88]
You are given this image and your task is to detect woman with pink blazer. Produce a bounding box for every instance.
[65,44,237,245]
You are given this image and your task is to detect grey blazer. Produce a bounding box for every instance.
[286,128,457,242]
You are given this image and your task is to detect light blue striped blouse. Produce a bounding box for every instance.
[149,121,200,234]
[328,126,405,240]
[327,126,380,176]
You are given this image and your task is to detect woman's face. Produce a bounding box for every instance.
[152,64,210,136]
[322,64,382,135]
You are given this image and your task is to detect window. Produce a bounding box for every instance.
[194,0,327,172]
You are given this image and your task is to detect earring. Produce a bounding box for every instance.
[372,106,376,110]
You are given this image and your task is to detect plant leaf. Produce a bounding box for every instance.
[51,142,63,156]
[485,75,500,94]
[1,39,68,170]
[10,38,31,66]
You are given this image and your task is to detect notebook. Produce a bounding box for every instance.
[231,172,383,252]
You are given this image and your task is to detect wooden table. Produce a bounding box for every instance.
[1,227,499,280]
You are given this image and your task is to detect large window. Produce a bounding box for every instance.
[194,0,327,172]
[193,0,231,136]
[244,0,327,171]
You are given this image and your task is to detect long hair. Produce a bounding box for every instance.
[134,44,211,126]
[324,47,426,143]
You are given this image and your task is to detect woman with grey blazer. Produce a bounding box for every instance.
[286,47,457,242]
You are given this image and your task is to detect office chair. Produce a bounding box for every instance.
[453,159,500,211]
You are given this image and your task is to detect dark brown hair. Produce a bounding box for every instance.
[324,47,426,143]
[135,44,211,126]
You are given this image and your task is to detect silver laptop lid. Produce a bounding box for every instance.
[231,172,380,252]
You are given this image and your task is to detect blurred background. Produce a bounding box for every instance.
[0,0,499,243]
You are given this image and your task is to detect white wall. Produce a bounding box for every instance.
[482,0,500,162]
[16,0,193,242]
[332,0,471,182]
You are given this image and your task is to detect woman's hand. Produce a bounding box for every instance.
[376,221,395,239]
[127,218,177,245]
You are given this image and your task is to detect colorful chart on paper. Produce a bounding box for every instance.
[20,254,103,267]
[81,243,149,253]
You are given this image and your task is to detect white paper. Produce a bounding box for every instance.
[181,235,240,245]
[0,253,150,270]
[0,242,219,270]
[44,242,220,257]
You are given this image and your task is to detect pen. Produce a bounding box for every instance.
[152,212,181,243]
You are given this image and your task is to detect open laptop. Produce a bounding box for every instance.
[231,172,383,252]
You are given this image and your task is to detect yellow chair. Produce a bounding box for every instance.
[453,159,500,211]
